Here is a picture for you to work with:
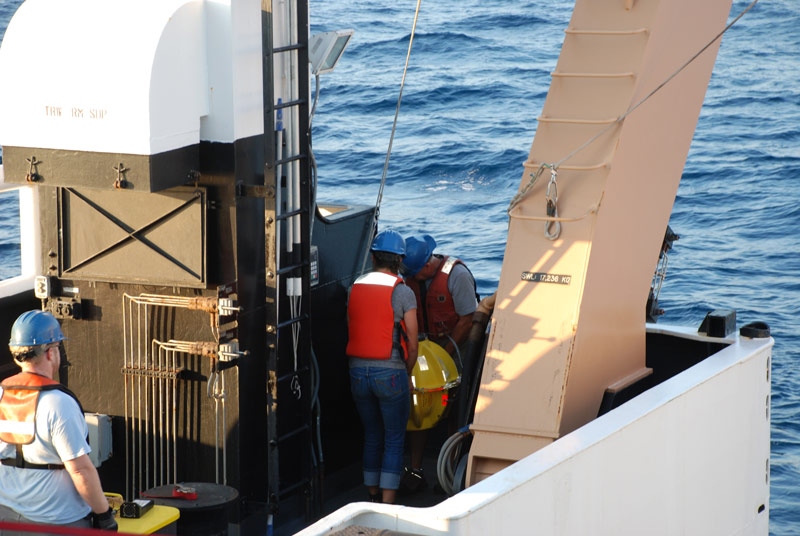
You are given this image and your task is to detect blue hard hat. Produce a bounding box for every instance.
[371,230,406,256]
[401,235,436,277]
[9,310,66,347]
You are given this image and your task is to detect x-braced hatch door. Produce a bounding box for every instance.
[56,187,206,287]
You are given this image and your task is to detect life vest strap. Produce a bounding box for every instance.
[392,321,409,360]
[1,453,64,470]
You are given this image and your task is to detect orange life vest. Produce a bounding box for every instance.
[0,372,81,470]
[406,256,465,339]
[0,372,64,445]
[347,271,407,359]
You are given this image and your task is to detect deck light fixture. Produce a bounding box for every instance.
[309,30,354,75]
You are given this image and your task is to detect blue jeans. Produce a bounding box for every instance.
[349,366,410,490]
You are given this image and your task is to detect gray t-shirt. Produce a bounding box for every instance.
[423,260,478,317]
[349,282,417,370]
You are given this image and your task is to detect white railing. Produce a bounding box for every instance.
[0,164,40,297]
[299,327,772,536]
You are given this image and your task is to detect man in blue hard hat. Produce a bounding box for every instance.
[400,234,478,492]
[402,235,478,356]
[0,310,118,533]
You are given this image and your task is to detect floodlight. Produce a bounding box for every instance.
[309,30,354,75]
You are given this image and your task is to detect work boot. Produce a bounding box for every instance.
[399,466,427,493]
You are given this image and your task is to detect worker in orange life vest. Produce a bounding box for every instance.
[400,234,478,492]
[0,310,117,533]
[347,230,418,504]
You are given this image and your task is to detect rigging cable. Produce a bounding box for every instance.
[359,0,424,276]
[506,0,761,222]
[302,87,322,465]
[308,73,321,244]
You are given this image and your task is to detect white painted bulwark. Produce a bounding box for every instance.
[299,327,772,535]
[0,171,39,296]
[0,0,264,155]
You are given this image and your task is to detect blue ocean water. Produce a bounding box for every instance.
[0,1,21,280]
[1,0,798,532]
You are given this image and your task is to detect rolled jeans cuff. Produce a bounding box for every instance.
[364,469,402,490]
[364,469,380,488]
[380,470,402,490]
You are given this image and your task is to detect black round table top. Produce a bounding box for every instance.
[142,482,239,510]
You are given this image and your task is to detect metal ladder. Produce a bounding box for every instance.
[260,0,317,520]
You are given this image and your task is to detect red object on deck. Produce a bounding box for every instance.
[141,485,198,501]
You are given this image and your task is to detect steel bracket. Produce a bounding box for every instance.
[236,183,275,199]
[46,297,82,319]
[113,163,129,189]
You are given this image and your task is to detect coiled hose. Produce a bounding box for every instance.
[436,428,472,496]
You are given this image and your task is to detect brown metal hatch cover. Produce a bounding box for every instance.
[58,186,206,287]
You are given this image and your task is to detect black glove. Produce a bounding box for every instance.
[92,507,118,532]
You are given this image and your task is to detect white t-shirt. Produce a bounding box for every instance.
[0,388,92,524]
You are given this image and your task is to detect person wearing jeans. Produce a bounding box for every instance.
[346,230,418,504]
[349,367,410,498]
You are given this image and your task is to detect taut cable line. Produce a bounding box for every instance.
[359,0,424,276]
[507,0,760,217]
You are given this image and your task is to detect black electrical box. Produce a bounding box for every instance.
[120,499,154,519]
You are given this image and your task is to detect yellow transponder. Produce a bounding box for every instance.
[407,339,461,431]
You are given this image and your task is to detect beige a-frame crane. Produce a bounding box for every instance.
[467,0,735,484]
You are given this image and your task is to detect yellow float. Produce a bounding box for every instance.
[407,339,461,431]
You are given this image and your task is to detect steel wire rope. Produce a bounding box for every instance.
[506,0,760,217]
[309,74,320,243]
[359,0,424,276]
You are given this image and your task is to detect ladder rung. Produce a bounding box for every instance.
[538,116,617,125]
[275,208,307,222]
[277,314,309,330]
[277,260,309,275]
[565,28,648,36]
[522,160,610,171]
[278,478,311,498]
[277,367,310,384]
[276,153,306,166]
[552,71,634,78]
[273,43,305,54]
[275,98,307,110]
[278,424,309,444]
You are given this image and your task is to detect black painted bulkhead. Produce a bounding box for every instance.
[0,134,373,524]
[28,136,265,501]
